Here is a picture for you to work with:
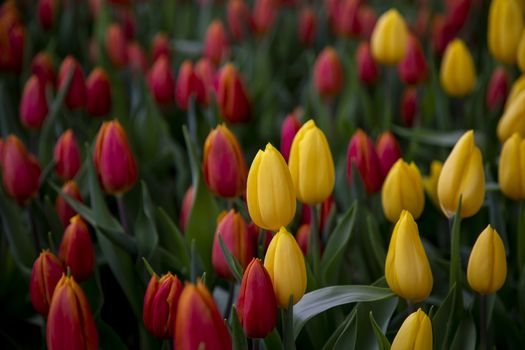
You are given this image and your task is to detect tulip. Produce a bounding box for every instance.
[431,15,455,55]
[0,17,24,73]
[358,6,377,40]
[280,112,302,162]
[517,29,525,72]
[423,160,443,208]
[336,0,361,38]
[498,133,525,200]
[398,33,428,85]
[148,55,175,105]
[127,41,148,73]
[447,0,472,34]
[314,47,344,97]
[505,75,525,110]
[253,0,277,36]
[391,309,433,350]
[195,57,215,104]
[143,273,183,339]
[385,211,433,302]
[117,7,135,40]
[46,275,98,350]
[57,56,86,110]
[401,87,417,127]
[179,186,194,231]
[53,129,81,180]
[356,41,379,85]
[204,20,229,65]
[437,130,485,218]
[382,159,425,222]
[85,67,112,117]
[31,51,55,86]
[376,131,402,179]
[175,281,232,350]
[298,7,316,46]
[295,224,311,255]
[227,0,253,41]
[288,120,335,204]
[38,0,55,31]
[486,67,509,111]
[371,9,409,65]
[413,7,431,40]
[346,129,383,194]
[1,135,41,204]
[467,225,507,294]
[30,251,64,316]
[247,143,296,231]
[19,75,48,129]
[440,39,476,97]
[216,63,251,123]
[55,180,83,227]
[488,0,523,64]
[175,60,207,109]
[151,32,170,62]
[93,120,138,194]
[237,258,277,338]
[498,90,525,142]
[106,24,128,67]
[59,216,94,281]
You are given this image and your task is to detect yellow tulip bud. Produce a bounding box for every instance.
[288,120,335,204]
[517,30,525,72]
[391,309,433,350]
[437,130,485,218]
[488,0,523,64]
[385,211,433,302]
[371,9,409,65]
[264,227,307,308]
[423,160,443,209]
[505,74,525,110]
[381,159,425,223]
[497,90,525,142]
[498,133,525,200]
[247,143,296,231]
[467,225,507,294]
[440,39,476,97]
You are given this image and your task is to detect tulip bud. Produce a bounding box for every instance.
[437,130,485,218]
[346,129,383,194]
[30,251,64,316]
[203,124,247,198]
[376,131,402,179]
[314,47,344,97]
[264,227,307,307]
[385,211,433,302]
[401,87,417,127]
[295,224,311,255]
[1,135,41,204]
[227,0,253,41]
[176,60,207,109]
[175,281,232,350]
[237,258,277,338]
[148,55,175,105]
[53,129,81,180]
[371,9,409,65]
[204,20,229,66]
[423,160,443,208]
[128,41,148,73]
[431,15,455,55]
[86,67,112,117]
[93,120,138,195]
[57,56,86,110]
[280,112,302,162]
[336,0,361,38]
[38,0,55,31]
[0,18,24,73]
[505,75,525,111]
[195,57,216,104]
[216,63,251,123]
[151,32,170,62]
[440,39,476,97]
[356,41,379,85]
[253,0,277,36]
[106,23,128,68]
[31,51,55,86]
[498,90,525,142]
[55,180,83,227]
[517,30,525,72]
[413,7,431,40]
[179,186,194,232]
[391,309,433,350]
[486,67,509,111]
[498,133,525,200]
[358,6,377,40]
[143,273,183,339]
[289,120,335,204]
[46,275,99,350]
[19,75,48,129]
[398,33,428,85]
[247,143,296,231]
[298,7,316,46]
[488,0,523,64]
[59,216,94,281]
[447,0,472,34]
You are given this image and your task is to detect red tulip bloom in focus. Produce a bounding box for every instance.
[216,64,251,123]
[280,112,302,162]
[86,67,112,117]
[314,47,344,98]
[106,23,128,68]
[54,129,81,180]
[346,129,383,193]
[151,32,170,62]
[486,67,509,111]
[253,0,277,36]
[298,7,317,46]
[57,56,86,110]
[376,132,402,179]
[59,215,94,282]
[55,180,83,227]
[204,20,229,65]
[175,60,207,109]
[398,33,428,85]
[356,41,379,85]
[401,87,417,127]
[179,186,194,232]
[148,55,175,105]
[30,251,64,316]
[228,0,252,41]
[20,75,48,129]
[38,0,55,31]
[31,51,55,86]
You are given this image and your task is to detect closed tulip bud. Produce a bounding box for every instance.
[440,39,476,97]
[127,41,148,73]
[298,7,316,46]
[31,51,55,86]
[398,33,428,85]
[498,133,525,200]
[143,273,183,339]
[0,19,24,73]
[517,30,525,72]
[53,129,81,180]
[38,0,55,31]
[488,0,523,64]
[486,67,509,111]
[237,258,277,338]
[391,309,433,350]
[228,0,253,41]
[106,24,128,68]
[55,181,83,227]
[346,129,383,194]
[295,224,311,255]
[216,63,251,123]
[204,20,229,66]
[386,211,433,302]
[175,281,232,350]
[423,160,443,208]
[358,6,377,40]
[195,57,216,104]
[179,186,194,231]
[46,275,98,350]
[85,67,112,117]
[382,160,425,222]
[437,130,485,218]
[57,56,86,110]
[20,75,48,129]
[176,60,207,109]
[280,112,302,162]
[289,120,335,204]
[30,251,64,316]
[371,9,409,65]
[447,0,472,33]
[1,135,41,204]
[151,32,170,62]
[253,0,277,36]
[336,0,361,38]
[59,216,94,281]
[401,87,417,127]
[505,75,525,111]
[148,55,175,105]
[376,131,402,179]
[357,41,379,85]
[93,120,138,195]
[498,90,525,142]
[247,143,296,231]
[314,47,344,97]
[431,15,455,55]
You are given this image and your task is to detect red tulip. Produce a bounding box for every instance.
[298,7,317,46]
[128,41,148,73]
[38,0,55,30]
[106,23,128,68]
[86,67,112,117]
[356,41,379,85]
[324,0,340,32]
[59,216,94,282]
[20,75,49,129]
[486,67,509,111]
[431,15,456,55]
[413,7,431,40]
[314,47,344,97]
[148,55,175,105]
[253,0,277,36]
[31,51,55,86]
[295,224,311,255]
[227,0,253,41]
[175,60,207,109]
[398,33,428,85]
[53,129,81,180]
[446,0,472,33]
[0,14,25,73]
[346,129,383,194]
[179,186,194,232]
[116,7,135,40]
[216,64,251,123]
[376,132,402,178]
[30,251,64,316]
[195,57,216,104]
[151,32,170,62]
[280,112,302,162]
[401,87,417,127]
[55,180,83,228]
[57,56,86,110]
[336,0,361,37]
[204,20,229,66]
[358,5,377,40]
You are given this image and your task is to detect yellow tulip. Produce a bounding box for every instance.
[288,120,335,204]
[264,227,307,308]
[423,161,443,209]
[505,74,525,110]
[497,90,525,142]
[517,30,525,72]
[391,309,433,350]
[371,9,409,65]
[437,130,485,218]
[385,211,433,302]
[440,39,476,97]
[488,0,523,64]
[381,159,425,223]
[247,143,296,231]
[498,133,525,200]
[467,225,507,294]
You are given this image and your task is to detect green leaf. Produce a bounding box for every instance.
[392,127,485,148]
[369,312,391,350]
[134,182,159,260]
[264,329,284,350]
[230,306,248,350]
[433,283,461,350]
[322,309,357,350]
[449,315,476,350]
[354,297,398,350]
[97,319,128,350]
[218,234,244,283]
[154,207,189,274]
[284,296,296,350]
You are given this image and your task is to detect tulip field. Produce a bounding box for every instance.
[2,0,525,349]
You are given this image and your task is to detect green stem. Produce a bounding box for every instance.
[252,338,259,350]
[116,195,130,235]
[517,201,525,271]
[282,296,296,350]
[224,281,235,320]
[449,196,462,289]
[480,294,487,350]
[307,204,321,279]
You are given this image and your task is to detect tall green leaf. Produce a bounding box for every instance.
[134,182,159,260]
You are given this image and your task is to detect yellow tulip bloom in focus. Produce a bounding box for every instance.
[391,309,433,350]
